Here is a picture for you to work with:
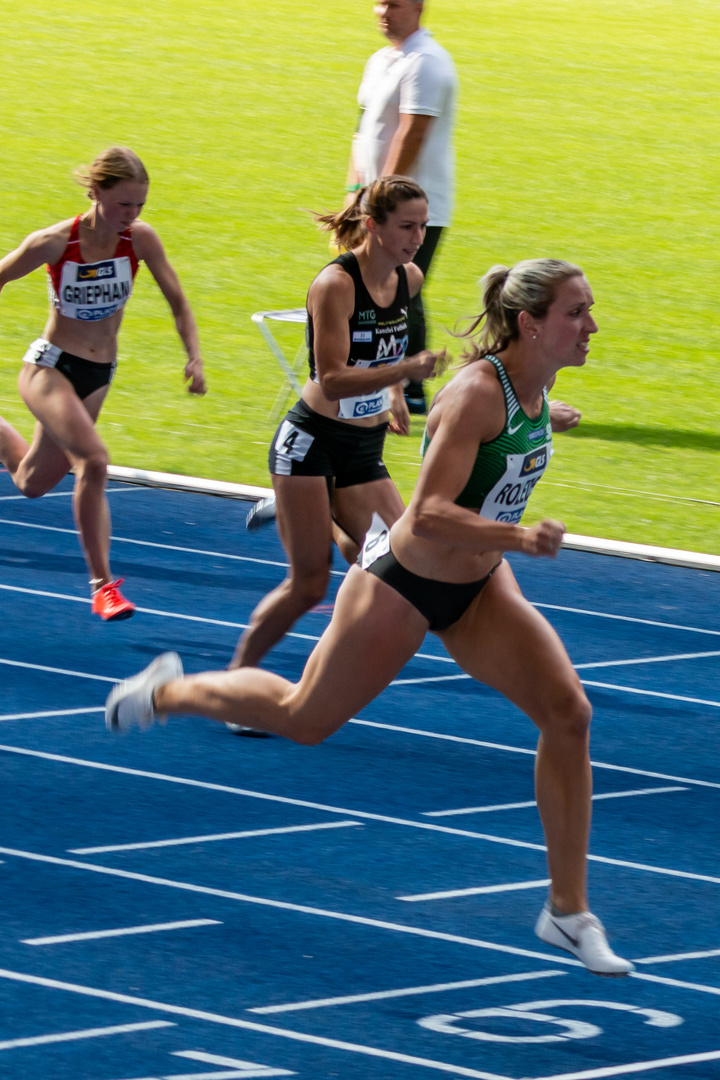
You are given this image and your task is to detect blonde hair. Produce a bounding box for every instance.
[74,147,149,197]
[457,258,584,363]
[313,175,427,251]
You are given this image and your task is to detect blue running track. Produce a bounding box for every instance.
[1,471,719,1080]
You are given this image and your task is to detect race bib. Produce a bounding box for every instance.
[273,420,315,461]
[360,512,391,569]
[479,443,552,524]
[56,257,134,321]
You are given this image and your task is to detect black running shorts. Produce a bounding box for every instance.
[268,399,390,490]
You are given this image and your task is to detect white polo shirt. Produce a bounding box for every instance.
[354,28,458,227]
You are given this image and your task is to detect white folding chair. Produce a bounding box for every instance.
[252,308,308,421]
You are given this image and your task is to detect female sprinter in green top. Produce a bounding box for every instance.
[106,257,632,976]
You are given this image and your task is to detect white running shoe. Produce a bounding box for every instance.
[535,904,634,976]
[105,652,183,733]
[246,495,276,530]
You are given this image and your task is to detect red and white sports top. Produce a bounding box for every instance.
[47,215,140,322]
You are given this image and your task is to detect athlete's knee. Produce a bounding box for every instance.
[540,684,592,741]
[292,724,329,747]
[288,567,330,611]
[284,691,347,747]
[14,465,55,499]
[291,714,345,746]
[19,479,48,500]
[74,447,109,485]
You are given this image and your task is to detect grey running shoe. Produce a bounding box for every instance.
[246,495,277,530]
[535,904,634,976]
[105,652,183,733]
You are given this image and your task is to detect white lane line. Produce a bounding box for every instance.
[1,707,104,721]
[1,747,719,884]
[535,601,720,639]
[0,1020,173,1051]
[2,647,718,714]
[0,967,516,1080]
[394,649,720,687]
[2,701,716,798]
[0,587,316,642]
[22,919,221,946]
[0,658,117,682]
[392,674,470,685]
[636,947,720,965]
[175,1049,293,1073]
[0,487,133,502]
[0,516,307,575]
[349,719,720,789]
[575,649,720,669]
[580,679,720,708]
[398,880,551,902]
[592,785,688,800]
[249,969,564,1014]
[426,799,541,816]
[160,1071,282,1079]
[0,846,580,968]
[390,673,720,708]
[2,536,720,637]
[530,1049,720,1080]
[0,514,283,563]
[425,787,688,817]
[632,969,720,995]
[70,821,362,854]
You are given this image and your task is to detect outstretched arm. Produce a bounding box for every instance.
[0,225,69,295]
[133,223,206,395]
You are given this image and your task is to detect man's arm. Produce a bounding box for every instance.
[381,112,434,176]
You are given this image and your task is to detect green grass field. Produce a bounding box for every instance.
[1,0,718,553]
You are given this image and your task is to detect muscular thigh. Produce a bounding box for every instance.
[438,560,584,726]
[273,474,335,577]
[289,564,427,737]
[19,366,108,460]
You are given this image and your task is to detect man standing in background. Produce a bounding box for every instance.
[347,0,458,414]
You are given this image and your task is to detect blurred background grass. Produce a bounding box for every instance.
[1,0,718,552]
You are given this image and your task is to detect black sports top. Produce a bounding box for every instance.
[307,251,410,419]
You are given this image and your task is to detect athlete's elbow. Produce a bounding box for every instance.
[318,375,344,401]
[410,507,443,542]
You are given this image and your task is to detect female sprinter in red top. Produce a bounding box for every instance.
[0,147,206,619]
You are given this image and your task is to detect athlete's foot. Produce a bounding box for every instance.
[106,652,183,732]
[226,723,272,737]
[535,904,634,976]
[246,495,277,530]
[91,578,136,621]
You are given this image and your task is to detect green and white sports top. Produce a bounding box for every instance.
[422,355,553,524]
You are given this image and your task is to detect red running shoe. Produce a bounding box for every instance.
[91,579,136,621]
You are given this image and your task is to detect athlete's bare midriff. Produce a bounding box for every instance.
[300,378,390,428]
[39,307,125,365]
[390,513,503,584]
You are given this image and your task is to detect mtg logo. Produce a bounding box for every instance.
[77,261,117,281]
